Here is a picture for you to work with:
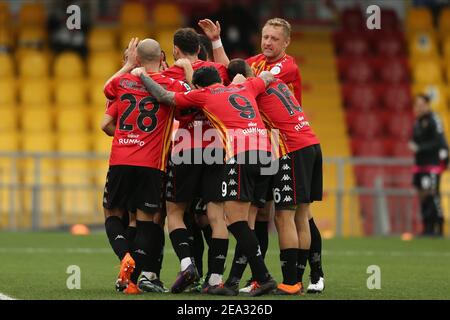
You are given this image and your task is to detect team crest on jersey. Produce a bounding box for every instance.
[270,66,281,75]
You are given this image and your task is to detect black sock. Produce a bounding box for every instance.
[422,196,435,235]
[202,224,212,247]
[254,221,269,259]
[192,223,205,277]
[169,228,192,261]
[105,216,129,261]
[308,218,324,277]
[297,249,309,283]
[228,221,270,283]
[131,221,159,283]
[281,248,298,285]
[210,238,229,275]
[226,243,247,285]
[125,226,137,241]
[154,224,165,278]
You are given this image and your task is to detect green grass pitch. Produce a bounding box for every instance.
[0,231,449,300]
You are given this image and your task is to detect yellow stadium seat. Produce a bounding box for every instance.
[20,80,52,106]
[56,108,89,133]
[55,81,86,106]
[409,31,439,59]
[0,79,16,106]
[88,27,116,52]
[92,133,112,185]
[413,83,448,112]
[155,29,177,66]
[21,106,53,132]
[57,133,90,152]
[0,2,10,25]
[120,28,150,51]
[413,60,443,84]
[0,107,17,131]
[54,52,84,79]
[406,7,433,31]
[153,3,183,28]
[0,132,19,151]
[17,27,47,48]
[443,37,450,59]
[88,53,120,80]
[89,81,109,107]
[90,105,111,132]
[0,53,14,77]
[19,2,46,27]
[120,2,148,27]
[18,51,49,78]
[0,27,13,49]
[438,8,450,37]
[446,64,450,83]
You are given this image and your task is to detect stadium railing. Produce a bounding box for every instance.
[0,152,448,236]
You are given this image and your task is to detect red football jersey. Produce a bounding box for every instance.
[257,78,319,157]
[246,53,302,105]
[174,77,271,159]
[163,60,230,150]
[104,72,188,171]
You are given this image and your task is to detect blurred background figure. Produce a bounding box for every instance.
[410,94,448,237]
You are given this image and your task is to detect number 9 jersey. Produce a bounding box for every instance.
[104,72,189,171]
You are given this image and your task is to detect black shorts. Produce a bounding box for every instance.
[103,165,164,214]
[205,151,272,204]
[413,172,441,192]
[166,148,224,202]
[272,144,323,210]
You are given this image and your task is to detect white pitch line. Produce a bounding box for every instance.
[0,292,16,300]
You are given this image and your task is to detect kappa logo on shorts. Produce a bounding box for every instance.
[166,191,172,197]
[228,168,237,175]
[281,154,291,160]
[282,164,291,171]
[166,181,173,188]
[282,185,293,192]
[228,158,236,165]
[103,197,107,203]
[283,195,293,202]
[104,187,108,193]
[229,190,238,196]
[228,179,237,186]
[281,174,291,181]
[168,171,173,177]
[144,202,158,208]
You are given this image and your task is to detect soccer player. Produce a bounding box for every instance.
[134,65,278,296]
[101,38,189,294]
[410,94,448,237]
[199,17,325,293]
[225,59,323,295]
[161,28,229,292]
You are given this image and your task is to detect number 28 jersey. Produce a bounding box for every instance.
[104,72,188,171]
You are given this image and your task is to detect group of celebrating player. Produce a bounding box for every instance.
[100,17,325,297]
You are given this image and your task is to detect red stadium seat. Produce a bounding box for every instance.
[348,112,384,138]
[373,32,405,56]
[351,138,387,156]
[341,8,364,31]
[354,165,390,187]
[386,112,414,139]
[389,140,414,158]
[375,57,409,83]
[339,58,374,84]
[342,84,379,110]
[380,84,412,111]
[380,9,400,31]
[340,35,370,56]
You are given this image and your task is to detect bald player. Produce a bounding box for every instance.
[102,39,190,294]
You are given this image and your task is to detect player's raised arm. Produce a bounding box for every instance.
[132,67,176,107]
[198,19,230,67]
[258,70,275,87]
[103,37,139,92]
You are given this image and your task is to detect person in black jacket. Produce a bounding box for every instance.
[409,94,448,237]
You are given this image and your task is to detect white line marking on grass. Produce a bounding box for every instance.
[0,292,16,300]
